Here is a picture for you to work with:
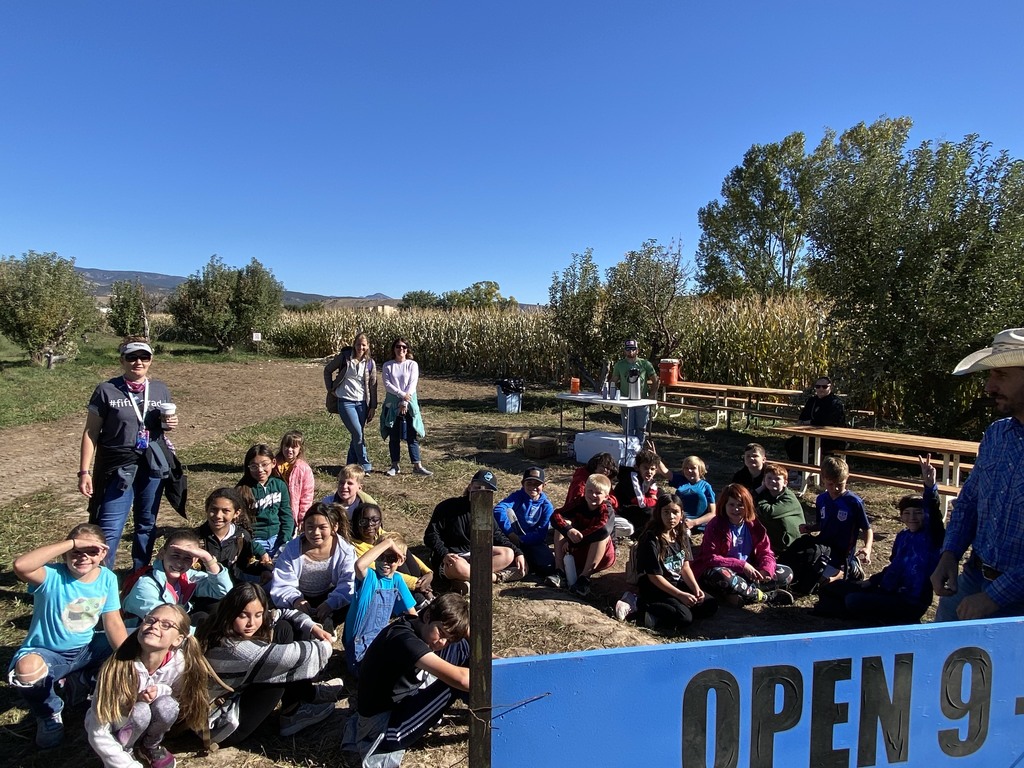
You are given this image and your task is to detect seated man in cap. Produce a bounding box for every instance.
[493,467,556,579]
[609,339,658,442]
[423,469,522,594]
[932,328,1024,621]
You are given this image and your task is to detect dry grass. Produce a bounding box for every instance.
[0,363,926,767]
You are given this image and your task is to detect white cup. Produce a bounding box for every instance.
[157,402,177,429]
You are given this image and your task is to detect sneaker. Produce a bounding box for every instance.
[767,589,796,606]
[141,745,176,768]
[279,700,335,737]
[494,567,524,584]
[36,711,64,749]
[545,570,566,589]
[450,579,471,596]
[643,612,658,629]
[413,465,433,476]
[385,466,399,477]
[314,677,347,704]
[614,591,638,621]
[569,574,591,597]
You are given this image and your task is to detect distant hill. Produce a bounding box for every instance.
[75,267,393,308]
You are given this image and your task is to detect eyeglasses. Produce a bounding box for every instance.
[71,546,103,558]
[394,344,408,350]
[123,353,152,362]
[358,517,382,527]
[248,462,273,471]
[141,616,179,631]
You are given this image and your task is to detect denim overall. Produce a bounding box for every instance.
[346,580,401,675]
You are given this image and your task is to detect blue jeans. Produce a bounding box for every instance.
[388,411,421,465]
[520,540,556,576]
[620,405,650,441]
[339,399,372,471]
[8,633,112,719]
[254,534,280,560]
[94,463,165,570]
[934,562,1024,622]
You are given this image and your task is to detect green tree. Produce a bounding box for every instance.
[436,281,516,311]
[0,251,98,364]
[399,290,439,310]
[548,248,610,387]
[806,117,1024,435]
[166,256,283,352]
[696,132,814,296]
[107,280,152,337]
[601,239,690,364]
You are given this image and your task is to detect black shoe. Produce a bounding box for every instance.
[569,574,591,597]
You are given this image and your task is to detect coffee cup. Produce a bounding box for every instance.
[158,402,177,429]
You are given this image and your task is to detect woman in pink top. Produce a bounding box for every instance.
[381,338,430,477]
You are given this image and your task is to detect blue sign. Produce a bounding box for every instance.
[492,618,1024,767]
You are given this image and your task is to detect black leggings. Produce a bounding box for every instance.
[643,594,719,631]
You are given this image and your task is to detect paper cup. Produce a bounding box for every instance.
[158,402,177,428]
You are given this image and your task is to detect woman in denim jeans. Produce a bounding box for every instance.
[324,333,378,472]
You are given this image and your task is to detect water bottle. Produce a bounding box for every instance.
[628,368,641,400]
[564,553,578,587]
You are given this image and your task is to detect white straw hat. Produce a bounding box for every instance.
[953,328,1024,375]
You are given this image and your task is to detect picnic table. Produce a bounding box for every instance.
[770,424,979,512]
[658,381,805,430]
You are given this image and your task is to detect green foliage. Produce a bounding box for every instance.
[437,281,517,310]
[696,132,813,296]
[0,251,99,364]
[166,256,283,352]
[399,290,440,310]
[806,117,1024,435]
[107,280,151,337]
[547,249,610,386]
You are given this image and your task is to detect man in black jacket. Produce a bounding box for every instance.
[785,376,847,461]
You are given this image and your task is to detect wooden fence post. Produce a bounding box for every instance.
[468,488,494,768]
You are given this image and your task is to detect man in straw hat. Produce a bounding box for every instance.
[931,328,1024,621]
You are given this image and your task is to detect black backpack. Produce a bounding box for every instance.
[779,535,832,595]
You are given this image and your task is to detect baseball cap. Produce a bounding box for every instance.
[522,467,545,483]
[471,469,498,491]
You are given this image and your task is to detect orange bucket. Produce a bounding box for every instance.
[569,377,580,394]
[659,359,679,387]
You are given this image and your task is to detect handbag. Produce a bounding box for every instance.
[326,390,339,414]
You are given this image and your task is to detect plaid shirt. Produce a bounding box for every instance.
[943,417,1024,607]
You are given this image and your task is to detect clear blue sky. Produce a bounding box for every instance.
[3,2,1022,304]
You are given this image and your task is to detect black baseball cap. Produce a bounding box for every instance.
[522,467,545,483]
[471,469,498,491]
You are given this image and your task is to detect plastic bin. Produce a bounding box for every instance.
[497,378,525,414]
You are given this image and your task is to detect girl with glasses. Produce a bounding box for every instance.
[236,444,293,558]
[351,504,433,604]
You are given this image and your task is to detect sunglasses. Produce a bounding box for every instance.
[71,546,104,558]
[394,344,408,350]
[141,616,179,631]
[380,552,401,563]
[123,353,152,362]
[814,384,830,389]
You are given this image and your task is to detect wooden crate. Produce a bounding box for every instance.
[523,436,558,459]
[496,428,531,449]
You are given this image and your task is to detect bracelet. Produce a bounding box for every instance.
[78,470,91,477]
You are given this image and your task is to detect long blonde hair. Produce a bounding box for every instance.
[92,605,212,731]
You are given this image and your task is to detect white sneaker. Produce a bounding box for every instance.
[614,591,638,621]
[385,466,399,477]
[313,678,347,703]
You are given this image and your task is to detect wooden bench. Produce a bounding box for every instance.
[839,449,973,472]
[847,472,961,498]
[657,400,751,430]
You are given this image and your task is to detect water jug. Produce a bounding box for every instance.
[627,368,641,400]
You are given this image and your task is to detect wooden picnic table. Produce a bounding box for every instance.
[770,425,979,509]
[659,381,805,429]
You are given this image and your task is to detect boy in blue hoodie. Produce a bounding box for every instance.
[493,467,555,578]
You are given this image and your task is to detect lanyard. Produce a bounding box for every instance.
[126,380,150,425]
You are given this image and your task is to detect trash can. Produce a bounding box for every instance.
[497,378,525,414]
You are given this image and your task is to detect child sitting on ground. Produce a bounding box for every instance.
[321,464,378,520]
[342,593,470,767]
[9,524,128,749]
[547,474,617,597]
[669,455,717,532]
[351,504,434,603]
[613,449,664,537]
[194,487,274,585]
[634,493,718,632]
[781,456,873,593]
[237,443,293,558]
[693,484,795,606]
[754,463,807,554]
[814,455,944,624]
[343,533,418,675]
[493,466,556,579]
[731,443,767,493]
[557,452,618,514]
[122,529,233,628]
[276,430,315,532]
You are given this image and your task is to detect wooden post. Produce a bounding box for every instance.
[468,488,494,768]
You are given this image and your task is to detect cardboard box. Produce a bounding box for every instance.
[523,436,558,459]
[496,428,531,449]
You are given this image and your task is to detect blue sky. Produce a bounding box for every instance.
[2,2,1022,304]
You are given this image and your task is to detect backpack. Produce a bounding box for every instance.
[779,535,832,595]
[119,565,159,621]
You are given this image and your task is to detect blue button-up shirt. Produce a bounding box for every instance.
[942,417,1024,607]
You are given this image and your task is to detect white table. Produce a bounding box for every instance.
[555,392,658,441]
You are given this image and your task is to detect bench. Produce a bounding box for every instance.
[656,400,751,431]
[847,472,961,498]
[839,449,973,473]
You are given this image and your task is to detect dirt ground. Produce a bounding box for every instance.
[0,358,912,767]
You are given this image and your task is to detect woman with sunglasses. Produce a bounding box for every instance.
[380,337,431,477]
[783,376,847,461]
[79,337,179,570]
